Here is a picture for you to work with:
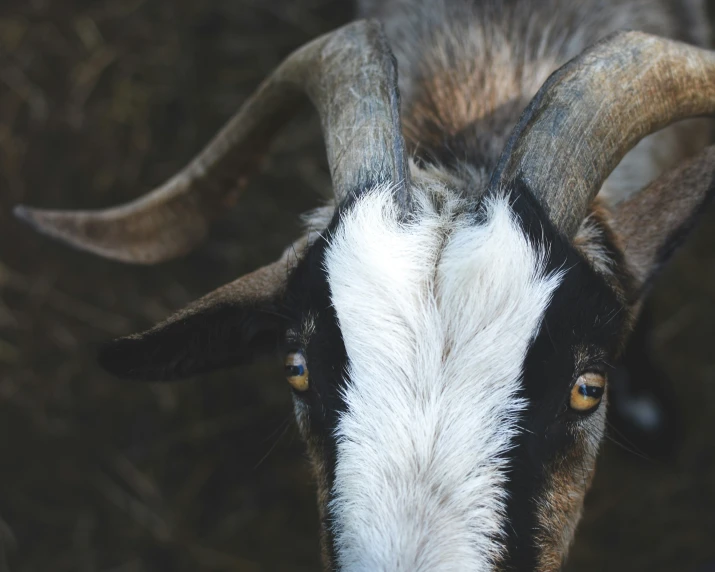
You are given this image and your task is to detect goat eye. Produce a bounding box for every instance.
[569,372,605,412]
[285,352,309,392]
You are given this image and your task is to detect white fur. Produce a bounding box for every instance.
[325,184,564,571]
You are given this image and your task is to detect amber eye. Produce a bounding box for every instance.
[569,372,606,412]
[285,352,309,392]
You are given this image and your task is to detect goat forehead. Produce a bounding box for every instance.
[323,186,563,571]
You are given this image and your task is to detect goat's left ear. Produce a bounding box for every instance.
[97,244,301,381]
[607,145,715,301]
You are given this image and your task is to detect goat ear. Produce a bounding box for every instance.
[608,145,715,298]
[98,247,299,381]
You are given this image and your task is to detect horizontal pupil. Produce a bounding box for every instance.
[286,365,305,377]
[579,384,603,399]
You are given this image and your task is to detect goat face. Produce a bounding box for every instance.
[15,21,715,571]
[280,183,626,570]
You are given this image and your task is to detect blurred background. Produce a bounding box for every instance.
[0,0,714,570]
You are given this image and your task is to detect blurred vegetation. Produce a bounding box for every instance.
[0,0,713,571]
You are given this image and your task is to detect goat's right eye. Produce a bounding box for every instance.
[569,372,605,412]
[285,352,309,392]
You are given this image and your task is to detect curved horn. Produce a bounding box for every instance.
[14,20,409,264]
[489,31,715,237]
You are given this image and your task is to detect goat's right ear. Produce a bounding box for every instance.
[98,251,295,381]
[608,145,715,301]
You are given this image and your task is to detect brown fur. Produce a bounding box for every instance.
[361,0,709,192]
[535,443,600,571]
[306,437,333,570]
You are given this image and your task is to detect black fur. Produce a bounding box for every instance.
[499,183,627,570]
[281,207,352,569]
[97,301,285,381]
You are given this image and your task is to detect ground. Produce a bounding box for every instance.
[0,1,714,570]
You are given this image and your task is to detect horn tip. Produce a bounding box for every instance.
[13,204,63,235]
[13,204,36,226]
[13,204,75,239]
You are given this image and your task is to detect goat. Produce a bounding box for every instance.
[14,0,715,569]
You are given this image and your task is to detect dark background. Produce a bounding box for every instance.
[0,1,714,570]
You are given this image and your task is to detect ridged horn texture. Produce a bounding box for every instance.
[490,30,715,238]
[14,20,408,264]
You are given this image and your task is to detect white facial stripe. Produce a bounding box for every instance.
[325,185,564,572]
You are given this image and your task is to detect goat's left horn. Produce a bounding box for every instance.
[489,31,715,238]
[14,20,409,264]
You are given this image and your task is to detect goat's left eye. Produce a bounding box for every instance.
[285,352,309,392]
[569,373,605,412]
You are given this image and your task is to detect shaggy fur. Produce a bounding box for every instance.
[359,0,712,206]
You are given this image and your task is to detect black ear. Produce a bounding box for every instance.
[609,145,715,300]
[98,258,290,381]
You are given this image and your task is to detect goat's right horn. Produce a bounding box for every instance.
[489,31,715,238]
[14,20,409,264]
